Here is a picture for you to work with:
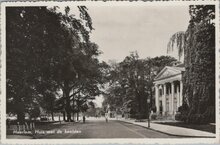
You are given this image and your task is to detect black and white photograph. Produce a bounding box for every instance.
[1,1,219,144]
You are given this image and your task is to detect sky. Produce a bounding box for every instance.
[66,5,190,107]
[88,5,190,63]
[85,5,190,107]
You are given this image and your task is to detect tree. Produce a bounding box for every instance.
[6,6,104,123]
[46,6,107,122]
[182,5,215,124]
[167,31,185,61]
[103,52,176,119]
[143,56,177,109]
[6,7,60,123]
[40,92,57,121]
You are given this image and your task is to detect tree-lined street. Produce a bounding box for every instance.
[35,119,178,139]
[5,3,216,140]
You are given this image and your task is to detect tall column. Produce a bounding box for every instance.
[168,84,172,114]
[155,84,160,114]
[180,80,183,106]
[162,84,166,115]
[176,84,180,109]
[171,82,175,114]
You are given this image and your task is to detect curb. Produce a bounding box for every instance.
[118,120,215,138]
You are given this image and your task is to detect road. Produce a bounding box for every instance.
[35,118,179,139]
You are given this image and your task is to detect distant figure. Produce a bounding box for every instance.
[105,113,108,123]
[83,116,86,123]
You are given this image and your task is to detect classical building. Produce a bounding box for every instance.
[154,65,185,118]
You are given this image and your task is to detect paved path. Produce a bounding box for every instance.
[34,119,178,139]
[119,119,215,138]
[7,135,33,139]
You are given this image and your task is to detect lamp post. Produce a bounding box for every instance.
[147,98,151,128]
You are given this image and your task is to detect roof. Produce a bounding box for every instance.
[154,66,185,81]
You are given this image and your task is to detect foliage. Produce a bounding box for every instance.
[103,52,176,119]
[29,106,41,120]
[6,6,105,123]
[6,7,56,123]
[167,31,185,61]
[151,113,157,120]
[174,113,181,121]
[183,5,215,124]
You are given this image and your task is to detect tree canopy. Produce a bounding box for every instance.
[103,52,176,119]
[6,6,105,123]
[6,5,216,125]
[182,5,215,124]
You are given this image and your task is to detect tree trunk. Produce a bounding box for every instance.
[72,99,75,122]
[63,111,66,121]
[51,100,54,121]
[65,97,72,122]
[66,111,71,122]
[16,100,25,124]
[72,112,75,122]
[64,80,71,122]
[136,90,142,119]
[77,112,79,121]
[17,111,25,124]
[51,112,54,121]
[77,100,79,121]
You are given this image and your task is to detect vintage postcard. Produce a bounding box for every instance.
[0,0,219,144]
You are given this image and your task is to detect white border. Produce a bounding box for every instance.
[1,0,219,144]
[215,2,220,144]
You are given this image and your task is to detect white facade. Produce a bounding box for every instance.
[154,66,185,117]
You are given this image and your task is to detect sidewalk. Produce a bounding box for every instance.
[7,135,33,139]
[119,118,215,138]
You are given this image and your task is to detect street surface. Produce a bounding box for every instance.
[35,118,179,138]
